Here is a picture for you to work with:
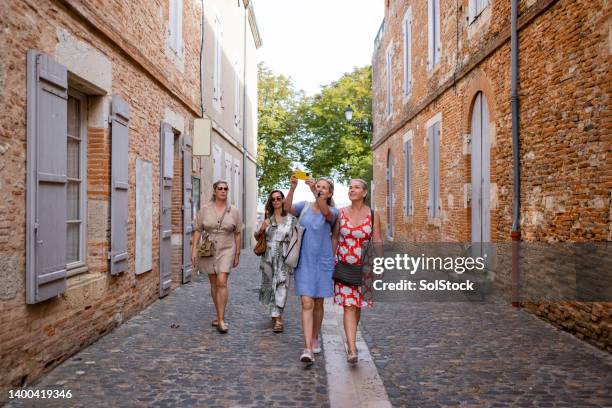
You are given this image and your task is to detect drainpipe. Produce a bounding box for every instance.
[241,2,248,249]
[511,0,521,307]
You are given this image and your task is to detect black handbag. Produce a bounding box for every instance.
[332,209,375,287]
[333,261,364,286]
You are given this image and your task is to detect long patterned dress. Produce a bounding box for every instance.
[259,213,297,317]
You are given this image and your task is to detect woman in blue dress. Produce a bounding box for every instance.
[285,176,338,364]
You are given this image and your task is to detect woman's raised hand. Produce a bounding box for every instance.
[290,175,298,189]
[305,178,317,195]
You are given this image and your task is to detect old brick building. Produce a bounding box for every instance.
[0,0,260,397]
[371,0,610,350]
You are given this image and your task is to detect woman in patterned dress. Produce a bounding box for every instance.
[255,190,297,333]
[332,179,382,363]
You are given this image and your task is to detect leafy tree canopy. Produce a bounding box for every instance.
[257,63,372,197]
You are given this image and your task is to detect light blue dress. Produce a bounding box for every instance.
[293,201,339,298]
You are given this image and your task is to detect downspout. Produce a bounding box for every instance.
[511,0,521,307]
[241,2,248,249]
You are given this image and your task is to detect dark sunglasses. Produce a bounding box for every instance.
[216,187,229,191]
[270,196,283,202]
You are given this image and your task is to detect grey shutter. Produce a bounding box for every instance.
[159,122,173,297]
[405,141,412,216]
[26,50,68,304]
[434,122,441,218]
[427,125,435,218]
[110,96,130,275]
[471,93,483,241]
[481,95,491,242]
[181,134,193,284]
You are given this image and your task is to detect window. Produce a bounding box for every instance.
[191,176,201,220]
[386,45,392,116]
[213,16,223,104]
[66,90,87,270]
[233,158,240,210]
[468,0,489,23]
[168,0,184,56]
[404,139,413,216]
[427,0,441,70]
[213,144,222,181]
[403,10,413,96]
[427,120,441,218]
[234,60,241,128]
[386,150,394,237]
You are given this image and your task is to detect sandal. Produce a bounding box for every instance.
[212,319,229,327]
[347,349,358,364]
[217,321,229,333]
[273,320,284,333]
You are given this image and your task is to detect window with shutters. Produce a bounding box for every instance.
[427,0,441,71]
[427,119,441,219]
[213,144,222,181]
[385,45,392,117]
[168,0,184,57]
[234,60,241,128]
[468,0,489,24]
[213,15,223,106]
[403,10,413,96]
[66,89,88,272]
[404,139,413,216]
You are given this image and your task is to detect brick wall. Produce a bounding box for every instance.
[0,0,202,398]
[372,0,611,352]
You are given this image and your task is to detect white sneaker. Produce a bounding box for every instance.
[312,338,322,354]
[300,349,314,364]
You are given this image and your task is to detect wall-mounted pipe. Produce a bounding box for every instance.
[511,0,521,307]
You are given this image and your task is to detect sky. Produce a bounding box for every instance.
[253,1,383,211]
[254,0,385,96]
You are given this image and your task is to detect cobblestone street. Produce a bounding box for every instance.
[8,254,329,408]
[6,253,612,407]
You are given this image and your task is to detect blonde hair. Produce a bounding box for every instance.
[350,178,369,200]
[210,180,229,202]
[317,178,335,207]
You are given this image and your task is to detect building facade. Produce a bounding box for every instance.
[0,0,260,397]
[371,0,610,350]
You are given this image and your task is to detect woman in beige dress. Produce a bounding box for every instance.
[191,180,243,333]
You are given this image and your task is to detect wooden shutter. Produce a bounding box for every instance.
[481,95,491,242]
[434,0,441,65]
[404,141,412,216]
[427,125,435,218]
[26,50,68,304]
[434,122,441,218]
[110,95,130,275]
[471,93,482,241]
[427,0,434,69]
[181,134,193,284]
[160,122,174,297]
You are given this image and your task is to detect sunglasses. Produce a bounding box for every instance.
[270,196,283,202]
[216,187,229,191]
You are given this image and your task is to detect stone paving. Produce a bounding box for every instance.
[361,300,612,408]
[5,252,612,407]
[8,254,329,408]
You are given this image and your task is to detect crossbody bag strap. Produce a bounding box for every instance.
[298,201,310,224]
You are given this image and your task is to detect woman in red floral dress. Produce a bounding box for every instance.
[332,179,382,364]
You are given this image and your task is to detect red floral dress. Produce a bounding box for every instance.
[334,208,373,308]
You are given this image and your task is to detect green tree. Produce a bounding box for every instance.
[257,62,304,197]
[299,66,372,183]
